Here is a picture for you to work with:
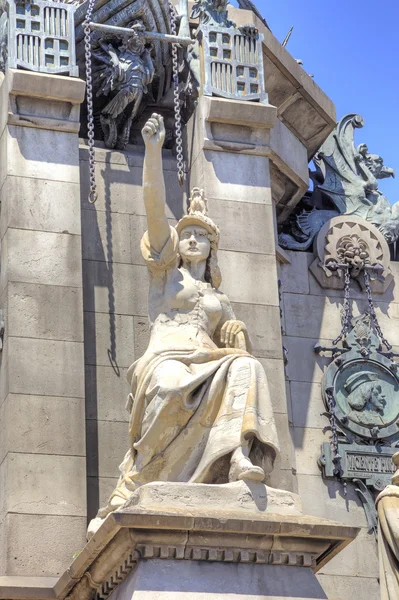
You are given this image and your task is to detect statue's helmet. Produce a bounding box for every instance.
[175,188,220,247]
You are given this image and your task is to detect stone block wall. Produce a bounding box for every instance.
[0,70,87,577]
[279,250,399,599]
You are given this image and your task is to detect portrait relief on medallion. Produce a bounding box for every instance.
[343,371,387,428]
[330,361,398,434]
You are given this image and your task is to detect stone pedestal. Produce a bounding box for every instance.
[45,481,359,600]
[0,69,87,576]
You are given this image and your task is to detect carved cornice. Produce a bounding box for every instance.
[56,506,359,600]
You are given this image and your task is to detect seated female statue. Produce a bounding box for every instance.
[93,113,280,526]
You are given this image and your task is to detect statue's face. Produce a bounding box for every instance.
[179,226,210,263]
[369,384,386,412]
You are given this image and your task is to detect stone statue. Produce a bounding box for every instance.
[376,452,399,599]
[344,371,387,427]
[92,22,154,150]
[190,0,235,27]
[88,113,279,534]
[0,0,7,73]
[278,114,398,250]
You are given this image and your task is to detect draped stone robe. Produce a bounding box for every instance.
[107,226,280,508]
[376,486,399,599]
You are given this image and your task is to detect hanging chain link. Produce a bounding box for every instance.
[364,269,392,352]
[169,2,185,187]
[84,0,98,204]
[325,388,347,496]
[333,266,352,346]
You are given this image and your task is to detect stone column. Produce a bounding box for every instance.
[186,96,295,492]
[0,69,87,577]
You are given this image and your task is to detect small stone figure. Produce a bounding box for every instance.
[88,113,280,536]
[93,22,154,150]
[190,0,235,27]
[0,0,7,73]
[376,452,399,599]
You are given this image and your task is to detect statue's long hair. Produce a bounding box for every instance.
[204,235,222,289]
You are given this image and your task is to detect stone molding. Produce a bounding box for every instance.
[2,69,86,133]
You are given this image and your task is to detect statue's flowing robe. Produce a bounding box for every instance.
[376,486,399,599]
[106,227,280,508]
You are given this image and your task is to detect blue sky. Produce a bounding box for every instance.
[233,0,399,202]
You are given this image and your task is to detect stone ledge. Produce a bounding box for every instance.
[0,577,57,599]
[205,97,277,130]
[6,70,86,104]
[1,70,86,133]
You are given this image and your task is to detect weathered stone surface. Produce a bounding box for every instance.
[270,118,309,185]
[190,151,272,205]
[0,338,9,406]
[83,261,148,317]
[4,514,86,576]
[319,527,378,578]
[79,150,184,220]
[292,427,327,476]
[0,131,7,192]
[218,251,279,306]
[280,251,310,295]
[1,394,85,460]
[5,229,82,289]
[82,209,132,264]
[8,337,84,398]
[86,420,129,478]
[85,365,130,422]
[124,479,302,517]
[6,453,86,516]
[268,466,298,495]
[290,381,326,429]
[297,474,368,528]
[7,283,83,342]
[283,292,399,344]
[0,177,81,239]
[6,127,80,182]
[209,199,276,255]
[84,312,134,369]
[283,293,342,339]
[316,573,379,600]
[283,336,330,383]
[233,303,283,359]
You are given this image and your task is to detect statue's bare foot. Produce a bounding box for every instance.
[229,452,265,483]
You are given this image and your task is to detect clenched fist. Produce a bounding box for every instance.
[141,113,165,149]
